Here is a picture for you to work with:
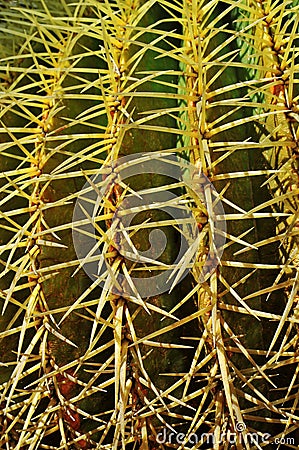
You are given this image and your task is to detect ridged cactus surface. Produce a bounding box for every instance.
[0,0,298,449]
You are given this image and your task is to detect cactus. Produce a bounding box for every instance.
[0,0,298,448]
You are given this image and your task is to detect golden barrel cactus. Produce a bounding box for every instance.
[0,0,298,448]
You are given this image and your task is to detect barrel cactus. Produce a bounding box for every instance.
[0,0,298,448]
